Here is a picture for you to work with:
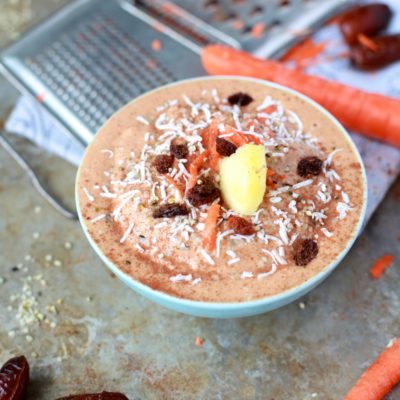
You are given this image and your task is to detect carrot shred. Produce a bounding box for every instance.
[151,39,162,52]
[201,120,221,172]
[280,38,329,67]
[344,338,400,400]
[201,45,400,148]
[358,33,379,52]
[195,336,204,347]
[165,175,185,198]
[250,22,265,38]
[202,203,220,251]
[188,150,209,189]
[370,254,394,279]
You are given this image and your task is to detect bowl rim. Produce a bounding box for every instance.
[75,75,368,311]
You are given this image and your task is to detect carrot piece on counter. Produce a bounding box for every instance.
[370,254,394,279]
[188,150,210,189]
[344,338,400,400]
[201,45,400,148]
[202,203,220,251]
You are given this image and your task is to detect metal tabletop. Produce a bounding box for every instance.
[0,1,399,399]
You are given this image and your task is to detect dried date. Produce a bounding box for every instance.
[350,34,400,69]
[153,203,189,218]
[0,355,29,400]
[297,156,323,178]
[170,138,189,159]
[339,3,392,45]
[227,216,255,236]
[216,137,237,157]
[187,178,220,207]
[293,239,319,266]
[227,92,254,107]
[56,392,129,400]
[153,155,174,174]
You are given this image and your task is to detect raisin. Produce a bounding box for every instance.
[0,355,29,400]
[187,178,221,207]
[56,392,129,400]
[153,154,174,174]
[227,216,255,235]
[293,239,319,266]
[216,137,237,157]
[170,138,189,159]
[153,203,189,218]
[227,92,254,106]
[297,156,323,178]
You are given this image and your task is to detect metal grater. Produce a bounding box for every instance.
[0,0,347,145]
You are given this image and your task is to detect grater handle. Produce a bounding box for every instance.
[0,132,78,220]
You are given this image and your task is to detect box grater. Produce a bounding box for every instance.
[0,0,347,145]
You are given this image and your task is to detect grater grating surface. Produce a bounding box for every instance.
[0,0,346,144]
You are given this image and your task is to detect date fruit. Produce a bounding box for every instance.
[351,34,400,70]
[0,355,29,400]
[56,392,128,400]
[339,3,392,45]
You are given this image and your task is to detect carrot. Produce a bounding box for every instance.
[344,338,400,400]
[357,33,379,52]
[202,203,220,251]
[223,124,261,146]
[201,45,400,148]
[188,150,209,189]
[370,254,394,279]
[165,175,184,198]
[201,120,220,172]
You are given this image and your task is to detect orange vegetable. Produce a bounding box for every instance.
[202,203,220,251]
[165,175,185,198]
[370,254,394,279]
[358,33,379,52]
[195,336,204,346]
[188,150,209,189]
[344,338,400,400]
[201,45,400,148]
[201,121,221,172]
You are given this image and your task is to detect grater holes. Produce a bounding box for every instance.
[249,5,263,17]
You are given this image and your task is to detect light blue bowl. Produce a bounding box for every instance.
[76,76,368,319]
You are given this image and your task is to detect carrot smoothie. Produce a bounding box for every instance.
[76,78,366,302]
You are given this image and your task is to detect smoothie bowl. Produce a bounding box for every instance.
[76,77,367,318]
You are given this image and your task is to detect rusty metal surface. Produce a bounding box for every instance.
[0,1,399,399]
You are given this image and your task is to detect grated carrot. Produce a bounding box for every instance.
[370,254,394,279]
[188,150,209,189]
[357,33,379,52]
[195,336,204,347]
[165,175,185,198]
[202,203,220,251]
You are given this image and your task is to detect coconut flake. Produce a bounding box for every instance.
[83,188,94,202]
[170,274,193,283]
[257,264,277,279]
[200,249,215,266]
[120,222,134,243]
[136,115,149,125]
